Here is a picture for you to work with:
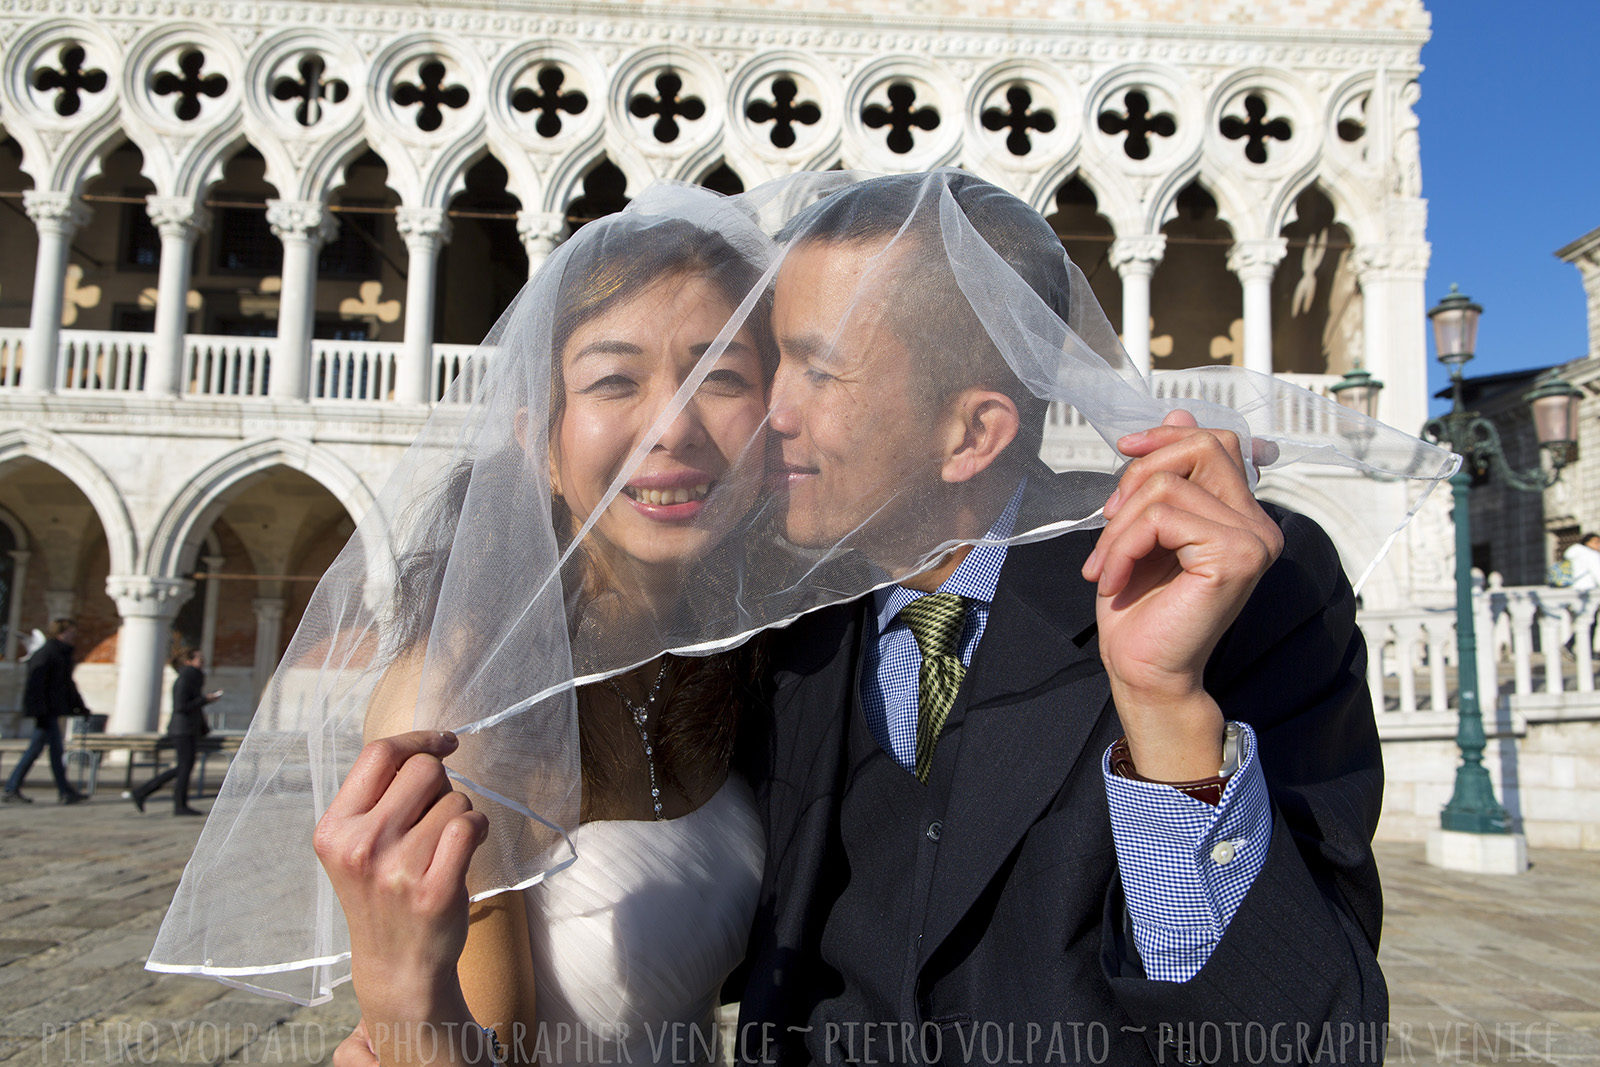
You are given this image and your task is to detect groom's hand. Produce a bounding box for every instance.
[1082,410,1283,782]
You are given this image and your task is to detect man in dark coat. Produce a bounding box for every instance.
[735,174,1386,1066]
[4,618,90,804]
[129,648,220,816]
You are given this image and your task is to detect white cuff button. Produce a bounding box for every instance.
[1210,840,1238,865]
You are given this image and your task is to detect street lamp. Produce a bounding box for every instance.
[1421,286,1580,871]
[1330,365,1385,419]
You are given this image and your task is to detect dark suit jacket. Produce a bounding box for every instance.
[22,639,88,723]
[168,665,211,738]
[736,499,1386,1066]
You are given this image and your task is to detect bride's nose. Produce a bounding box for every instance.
[650,396,710,453]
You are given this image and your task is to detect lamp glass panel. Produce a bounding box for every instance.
[1530,392,1577,447]
[1431,305,1480,362]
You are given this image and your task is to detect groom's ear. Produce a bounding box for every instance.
[939,387,1019,484]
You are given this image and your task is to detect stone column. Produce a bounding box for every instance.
[107,576,193,733]
[1354,241,1431,433]
[251,596,285,702]
[21,191,92,393]
[1109,235,1165,376]
[517,211,566,279]
[4,551,30,662]
[265,200,337,400]
[199,553,225,669]
[1226,238,1287,377]
[144,196,208,397]
[395,207,452,405]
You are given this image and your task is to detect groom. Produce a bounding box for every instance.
[734,174,1386,1066]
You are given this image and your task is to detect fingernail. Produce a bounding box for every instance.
[439,731,457,746]
[1104,488,1121,514]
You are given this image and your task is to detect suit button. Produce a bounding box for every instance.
[926,821,942,842]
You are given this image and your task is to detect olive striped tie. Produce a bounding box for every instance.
[897,593,969,784]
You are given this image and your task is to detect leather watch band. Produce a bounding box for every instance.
[1108,732,1233,807]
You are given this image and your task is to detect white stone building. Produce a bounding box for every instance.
[14,0,1575,843]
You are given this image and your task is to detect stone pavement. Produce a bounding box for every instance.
[0,790,1596,1066]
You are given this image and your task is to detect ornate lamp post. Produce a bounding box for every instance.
[1329,365,1384,418]
[1421,285,1580,873]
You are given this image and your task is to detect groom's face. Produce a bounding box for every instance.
[767,237,949,552]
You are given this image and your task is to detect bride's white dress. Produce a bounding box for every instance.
[523,777,764,1066]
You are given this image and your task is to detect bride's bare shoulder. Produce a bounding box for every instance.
[363,647,428,743]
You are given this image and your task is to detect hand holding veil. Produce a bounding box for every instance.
[148,169,1457,1005]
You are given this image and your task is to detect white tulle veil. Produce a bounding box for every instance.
[146,169,1457,1004]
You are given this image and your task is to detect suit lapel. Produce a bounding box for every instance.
[918,530,1112,965]
[764,602,860,931]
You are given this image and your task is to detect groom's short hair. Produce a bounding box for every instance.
[778,173,1067,461]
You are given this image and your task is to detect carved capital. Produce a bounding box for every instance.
[23,190,91,235]
[145,195,209,241]
[517,210,567,256]
[1226,238,1288,282]
[395,205,452,249]
[1352,241,1430,282]
[251,596,286,624]
[1108,234,1165,275]
[266,199,338,247]
[106,575,194,620]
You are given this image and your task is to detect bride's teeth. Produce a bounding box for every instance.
[628,483,712,505]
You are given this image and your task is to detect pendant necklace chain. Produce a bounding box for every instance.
[606,658,671,820]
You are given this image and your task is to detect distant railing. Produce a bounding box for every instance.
[0,329,23,387]
[184,334,273,397]
[312,339,396,401]
[1358,581,1600,737]
[1045,370,1341,434]
[57,330,149,392]
[434,343,492,403]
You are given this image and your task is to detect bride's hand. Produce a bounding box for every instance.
[313,730,488,1021]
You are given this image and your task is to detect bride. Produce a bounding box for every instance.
[314,211,777,1065]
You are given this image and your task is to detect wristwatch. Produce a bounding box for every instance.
[1108,722,1241,807]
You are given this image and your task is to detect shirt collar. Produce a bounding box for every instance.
[873,478,1026,630]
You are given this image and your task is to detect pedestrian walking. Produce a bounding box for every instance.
[3,619,91,805]
[129,648,220,817]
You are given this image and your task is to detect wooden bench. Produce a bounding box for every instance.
[0,731,243,798]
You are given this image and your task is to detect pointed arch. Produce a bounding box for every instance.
[0,428,136,575]
[143,438,375,579]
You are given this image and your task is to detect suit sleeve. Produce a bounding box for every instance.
[1101,505,1388,1066]
[48,648,88,717]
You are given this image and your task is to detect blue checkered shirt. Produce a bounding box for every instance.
[862,482,1272,983]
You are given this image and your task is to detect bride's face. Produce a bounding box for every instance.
[551,273,767,572]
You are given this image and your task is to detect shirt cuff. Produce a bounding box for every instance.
[1101,721,1271,982]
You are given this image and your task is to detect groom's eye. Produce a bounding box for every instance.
[803,366,836,385]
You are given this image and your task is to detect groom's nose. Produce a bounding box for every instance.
[767,363,802,437]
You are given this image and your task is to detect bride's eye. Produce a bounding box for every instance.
[579,374,638,397]
[700,369,754,396]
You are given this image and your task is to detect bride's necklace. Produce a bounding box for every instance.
[605,658,670,820]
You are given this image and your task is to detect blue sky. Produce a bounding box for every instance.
[1419,1,1599,409]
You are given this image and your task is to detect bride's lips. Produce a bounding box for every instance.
[622,470,715,521]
